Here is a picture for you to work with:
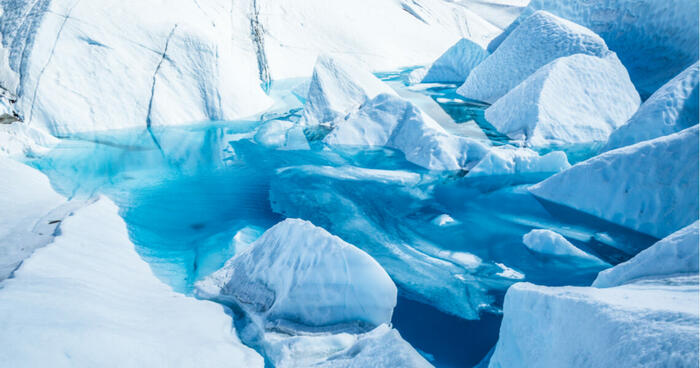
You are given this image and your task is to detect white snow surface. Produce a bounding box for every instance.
[491,0,699,97]
[196,218,397,333]
[489,276,699,368]
[484,53,640,148]
[421,38,488,84]
[466,146,569,177]
[457,10,610,103]
[0,122,58,157]
[594,221,699,288]
[605,62,699,151]
[302,55,397,125]
[522,229,607,265]
[0,197,263,367]
[530,126,699,239]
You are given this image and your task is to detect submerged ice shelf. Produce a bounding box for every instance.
[28,71,659,368]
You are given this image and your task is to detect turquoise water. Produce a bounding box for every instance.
[29,72,658,367]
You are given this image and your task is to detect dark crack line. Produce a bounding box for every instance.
[145,24,178,153]
[250,0,271,93]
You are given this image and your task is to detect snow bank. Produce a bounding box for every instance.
[605,62,699,151]
[421,38,488,84]
[302,55,397,125]
[594,221,699,288]
[458,11,610,103]
[530,126,699,239]
[466,147,569,177]
[324,93,489,171]
[196,218,397,333]
[491,0,699,97]
[484,53,640,148]
[489,276,699,368]
[522,229,607,265]
[0,197,263,367]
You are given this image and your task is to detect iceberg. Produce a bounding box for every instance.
[420,38,488,84]
[196,218,397,332]
[466,147,569,178]
[458,11,610,103]
[605,62,699,151]
[302,55,397,125]
[530,126,699,240]
[254,120,310,150]
[490,0,699,97]
[522,229,607,266]
[484,53,640,149]
[593,221,699,288]
[324,93,489,171]
[0,197,263,367]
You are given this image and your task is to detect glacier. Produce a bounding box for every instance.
[605,61,699,151]
[420,38,488,84]
[458,10,610,103]
[522,229,608,267]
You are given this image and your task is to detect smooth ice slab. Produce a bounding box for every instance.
[466,147,569,178]
[421,38,488,84]
[196,218,397,333]
[522,229,607,266]
[0,197,263,367]
[605,62,699,151]
[594,221,699,288]
[530,126,699,239]
[458,11,610,103]
[484,53,640,149]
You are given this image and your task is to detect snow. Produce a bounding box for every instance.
[420,38,488,84]
[522,229,608,266]
[484,53,640,148]
[605,62,699,151]
[491,0,699,97]
[458,10,610,103]
[466,147,570,177]
[302,54,397,125]
[254,120,310,150]
[530,126,699,239]
[489,275,699,368]
[594,221,699,288]
[0,122,58,157]
[0,197,263,367]
[324,93,489,171]
[196,218,397,333]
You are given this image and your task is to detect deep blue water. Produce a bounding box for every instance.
[28,73,658,367]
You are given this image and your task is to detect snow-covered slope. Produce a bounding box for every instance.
[522,229,607,266]
[0,197,263,367]
[605,62,699,151]
[458,10,610,103]
[594,221,699,288]
[530,126,699,240]
[421,38,488,83]
[490,0,699,97]
[484,53,640,148]
[197,218,397,332]
[489,275,699,368]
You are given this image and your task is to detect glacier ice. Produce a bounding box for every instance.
[530,126,699,240]
[605,62,699,151]
[458,10,610,103]
[196,218,397,333]
[420,38,488,84]
[491,0,699,97]
[0,122,58,157]
[254,120,310,150]
[522,229,608,266]
[0,197,263,367]
[302,55,397,125]
[489,275,699,368]
[466,147,569,178]
[594,221,699,288]
[484,53,640,149]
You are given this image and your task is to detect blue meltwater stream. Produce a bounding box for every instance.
[28,69,657,368]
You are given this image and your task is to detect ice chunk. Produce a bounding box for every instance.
[522,229,607,266]
[530,126,699,239]
[484,53,640,149]
[421,38,488,84]
[324,93,489,171]
[302,55,397,125]
[489,276,699,368]
[594,221,699,288]
[0,123,58,158]
[605,62,699,151]
[490,0,699,97]
[196,218,397,333]
[407,67,428,85]
[0,198,263,366]
[458,11,610,103]
[254,120,310,150]
[466,147,570,177]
